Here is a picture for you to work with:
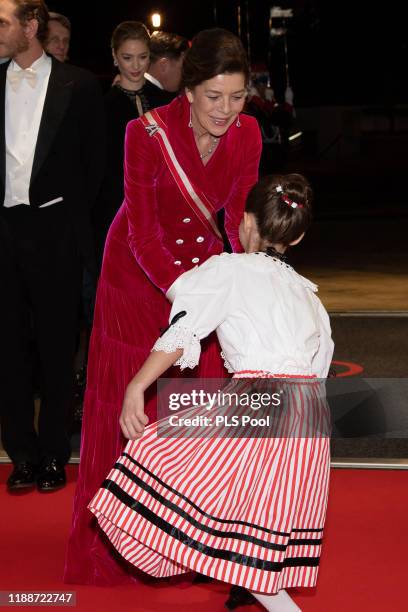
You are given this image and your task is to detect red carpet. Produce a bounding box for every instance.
[0,465,406,611]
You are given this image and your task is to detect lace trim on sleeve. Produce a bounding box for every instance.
[220,350,235,373]
[152,325,201,370]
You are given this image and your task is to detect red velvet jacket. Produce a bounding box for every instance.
[123,94,262,294]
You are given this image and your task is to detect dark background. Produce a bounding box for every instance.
[48,0,408,106]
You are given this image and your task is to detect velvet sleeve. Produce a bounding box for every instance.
[224,118,262,253]
[124,119,188,294]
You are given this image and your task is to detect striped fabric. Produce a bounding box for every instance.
[89,375,331,594]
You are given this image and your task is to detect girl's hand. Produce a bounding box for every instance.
[118,348,183,440]
[120,383,149,440]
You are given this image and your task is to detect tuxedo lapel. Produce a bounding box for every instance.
[30,58,73,185]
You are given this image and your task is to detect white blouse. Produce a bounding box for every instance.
[153,252,334,378]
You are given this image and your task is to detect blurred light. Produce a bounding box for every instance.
[270,7,293,18]
[151,13,161,29]
[289,131,302,141]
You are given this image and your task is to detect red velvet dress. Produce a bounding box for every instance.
[64,95,262,585]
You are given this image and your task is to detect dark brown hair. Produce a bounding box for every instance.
[13,0,49,43]
[111,21,150,52]
[149,31,189,63]
[246,174,313,246]
[181,28,249,90]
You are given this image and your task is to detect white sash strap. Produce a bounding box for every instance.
[141,110,223,241]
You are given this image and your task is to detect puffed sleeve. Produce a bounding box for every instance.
[152,255,235,369]
[223,118,262,253]
[124,119,188,293]
[312,299,335,378]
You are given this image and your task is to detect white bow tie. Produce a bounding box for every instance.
[7,68,38,92]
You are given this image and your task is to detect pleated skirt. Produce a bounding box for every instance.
[89,377,331,594]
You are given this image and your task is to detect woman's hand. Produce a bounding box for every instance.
[120,382,149,440]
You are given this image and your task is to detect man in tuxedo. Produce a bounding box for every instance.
[145,31,188,96]
[0,0,105,491]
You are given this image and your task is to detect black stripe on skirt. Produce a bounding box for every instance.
[102,479,322,571]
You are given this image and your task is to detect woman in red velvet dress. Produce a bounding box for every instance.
[65,28,262,586]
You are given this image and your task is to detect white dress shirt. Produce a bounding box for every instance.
[144,72,163,89]
[157,252,334,377]
[4,52,52,207]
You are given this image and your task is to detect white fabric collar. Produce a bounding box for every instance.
[9,51,51,75]
[144,72,163,89]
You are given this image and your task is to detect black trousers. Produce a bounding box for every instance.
[0,204,81,465]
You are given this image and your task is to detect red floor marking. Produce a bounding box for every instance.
[331,360,364,377]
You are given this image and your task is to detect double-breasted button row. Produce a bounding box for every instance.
[173,223,204,265]
[174,257,200,265]
[175,236,205,245]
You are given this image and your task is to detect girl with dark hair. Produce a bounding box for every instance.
[88,173,334,611]
[65,28,262,586]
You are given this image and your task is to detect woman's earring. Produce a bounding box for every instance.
[188,104,193,128]
[236,114,241,128]
[113,59,118,67]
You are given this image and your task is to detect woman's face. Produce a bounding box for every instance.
[113,38,150,90]
[187,73,247,137]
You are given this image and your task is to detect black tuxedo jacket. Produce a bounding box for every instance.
[0,56,106,272]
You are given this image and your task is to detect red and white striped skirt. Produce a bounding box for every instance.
[88,374,331,594]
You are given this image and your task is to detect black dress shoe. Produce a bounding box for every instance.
[7,462,38,491]
[37,458,66,492]
[225,586,256,609]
